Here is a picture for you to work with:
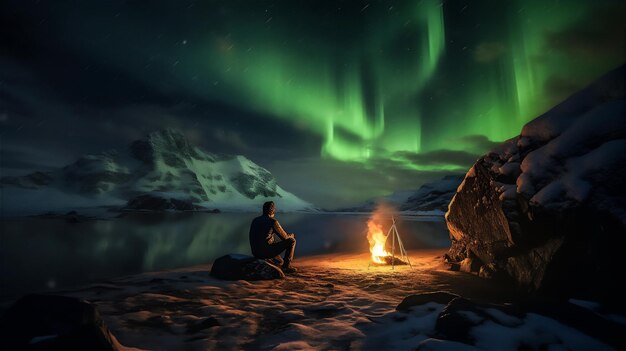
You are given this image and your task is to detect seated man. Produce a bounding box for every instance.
[249,201,297,274]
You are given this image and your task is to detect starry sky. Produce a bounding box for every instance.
[1,0,624,208]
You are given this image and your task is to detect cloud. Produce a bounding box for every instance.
[543,76,583,104]
[456,134,501,152]
[267,157,459,209]
[0,145,71,176]
[373,137,497,171]
[545,3,626,60]
[473,42,507,63]
[212,128,249,151]
[393,149,479,168]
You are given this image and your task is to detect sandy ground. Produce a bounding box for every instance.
[60,250,525,350]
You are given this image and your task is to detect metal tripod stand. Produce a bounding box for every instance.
[368,216,413,269]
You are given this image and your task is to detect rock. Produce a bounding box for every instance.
[62,152,131,194]
[396,292,460,311]
[33,210,96,222]
[430,296,624,350]
[459,258,481,273]
[210,254,285,281]
[444,65,626,299]
[435,298,488,344]
[478,264,496,279]
[0,294,120,351]
[123,194,201,211]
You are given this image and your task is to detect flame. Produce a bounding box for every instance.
[367,217,391,264]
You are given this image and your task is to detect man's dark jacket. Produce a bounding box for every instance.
[249,214,291,256]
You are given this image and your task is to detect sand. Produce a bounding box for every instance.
[56,249,531,350]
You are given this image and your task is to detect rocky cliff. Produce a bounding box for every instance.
[445,65,626,300]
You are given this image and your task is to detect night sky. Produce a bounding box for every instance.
[1,0,624,208]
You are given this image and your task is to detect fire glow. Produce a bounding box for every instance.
[365,206,412,267]
[367,218,391,264]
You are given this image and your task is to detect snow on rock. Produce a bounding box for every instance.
[445,64,626,299]
[391,295,621,351]
[0,129,315,215]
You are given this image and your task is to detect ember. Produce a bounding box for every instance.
[369,255,408,266]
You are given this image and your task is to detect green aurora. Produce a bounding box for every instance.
[41,0,624,173]
[202,0,445,164]
[173,0,622,171]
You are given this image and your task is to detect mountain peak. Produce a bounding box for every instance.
[130,129,215,165]
[147,129,203,158]
[2,129,314,214]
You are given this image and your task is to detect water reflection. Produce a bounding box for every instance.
[0,213,449,300]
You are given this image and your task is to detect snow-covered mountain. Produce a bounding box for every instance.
[1,129,315,215]
[336,175,463,214]
[399,175,464,212]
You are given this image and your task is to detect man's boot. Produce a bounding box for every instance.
[282,261,298,274]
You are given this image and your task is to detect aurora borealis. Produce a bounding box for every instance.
[1,0,624,207]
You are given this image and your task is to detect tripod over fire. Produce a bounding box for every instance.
[367,215,412,269]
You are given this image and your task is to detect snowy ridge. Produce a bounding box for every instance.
[483,64,626,224]
[337,175,463,214]
[444,64,626,296]
[1,129,315,215]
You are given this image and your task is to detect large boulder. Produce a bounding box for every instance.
[0,294,120,351]
[210,254,285,281]
[430,297,623,350]
[396,292,460,311]
[445,65,626,299]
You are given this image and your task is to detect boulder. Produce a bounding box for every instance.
[478,263,496,279]
[434,297,502,344]
[430,296,623,350]
[445,65,626,299]
[459,258,481,273]
[210,254,285,281]
[396,292,460,311]
[0,294,120,351]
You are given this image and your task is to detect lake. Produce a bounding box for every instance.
[0,212,450,301]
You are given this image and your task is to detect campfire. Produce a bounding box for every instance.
[366,209,411,267]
